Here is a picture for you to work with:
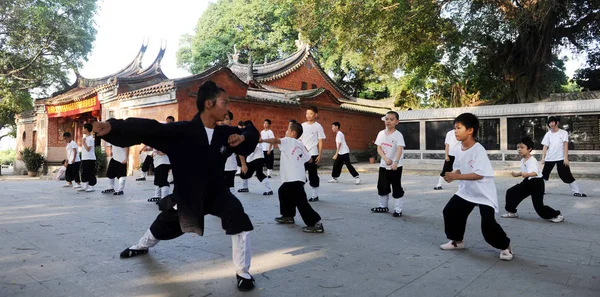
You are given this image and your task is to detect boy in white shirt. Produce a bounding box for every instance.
[328,122,360,184]
[541,116,586,197]
[261,122,324,233]
[260,119,275,178]
[238,121,273,195]
[54,159,67,181]
[370,111,406,217]
[501,137,564,222]
[299,106,326,202]
[441,113,513,261]
[102,141,130,196]
[220,111,238,193]
[62,132,82,188]
[434,129,461,190]
[79,123,97,192]
[136,145,154,181]
[148,149,170,203]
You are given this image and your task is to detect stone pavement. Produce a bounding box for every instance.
[1,173,599,297]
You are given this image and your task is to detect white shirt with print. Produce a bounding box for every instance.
[279,137,312,183]
[541,129,569,161]
[521,156,543,180]
[336,131,350,155]
[300,122,326,156]
[453,143,499,212]
[375,130,405,169]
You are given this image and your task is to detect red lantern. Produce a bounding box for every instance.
[91,110,101,119]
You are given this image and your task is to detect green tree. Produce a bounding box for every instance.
[0,0,98,140]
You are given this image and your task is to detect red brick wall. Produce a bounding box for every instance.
[264,56,346,99]
[15,121,34,158]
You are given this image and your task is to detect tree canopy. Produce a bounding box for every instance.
[0,0,98,139]
[178,0,600,107]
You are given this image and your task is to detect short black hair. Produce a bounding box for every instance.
[62,159,67,164]
[166,116,175,121]
[238,121,245,127]
[518,136,534,151]
[226,111,233,120]
[84,123,93,133]
[547,116,560,126]
[264,119,271,125]
[288,119,297,124]
[386,111,399,120]
[63,132,72,138]
[332,122,340,128]
[454,113,479,136]
[307,106,318,113]
[289,122,303,138]
[196,81,226,113]
[243,120,253,127]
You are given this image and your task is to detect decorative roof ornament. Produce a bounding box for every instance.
[247,54,254,82]
[295,32,310,51]
[232,44,239,63]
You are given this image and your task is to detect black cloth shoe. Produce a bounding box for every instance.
[263,191,274,195]
[135,177,146,181]
[308,196,319,202]
[120,248,148,258]
[236,274,255,291]
[274,216,295,224]
[113,191,124,195]
[433,186,443,190]
[101,189,115,194]
[393,211,403,217]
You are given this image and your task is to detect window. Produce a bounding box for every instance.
[396,122,420,150]
[425,121,454,150]
[558,115,600,150]
[108,110,115,119]
[477,119,501,150]
[301,82,307,90]
[507,117,547,150]
[22,131,26,141]
[312,84,317,89]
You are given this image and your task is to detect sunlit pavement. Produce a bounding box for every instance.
[1,173,599,297]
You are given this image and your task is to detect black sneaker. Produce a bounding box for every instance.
[274,216,295,224]
[267,175,272,178]
[136,177,146,181]
[236,274,255,291]
[120,248,148,258]
[263,191,274,196]
[113,191,124,195]
[433,186,443,190]
[393,211,402,217]
[574,193,587,197]
[101,189,115,194]
[302,222,324,233]
[308,196,319,202]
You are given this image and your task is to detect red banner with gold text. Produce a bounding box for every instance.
[46,96,100,118]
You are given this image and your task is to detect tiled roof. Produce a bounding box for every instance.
[340,103,389,115]
[229,45,310,83]
[117,81,175,100]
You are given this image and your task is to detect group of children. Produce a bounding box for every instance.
[62,79,588,292]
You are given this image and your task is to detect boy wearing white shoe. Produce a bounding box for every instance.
[79,123,97,192]
[328,122,360,185]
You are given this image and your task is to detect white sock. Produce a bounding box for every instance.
[262,179,272,192]
[312,187,319,198]
[141,171,146,178]
[243,179,249,189]
[117,177,126,192]
[107,178,115,190]
[436,176,445,187]
[231,231,252,279]
[154,186,161,198]
[379,195,389,208]
[569,182,581,194]
[394,198,403,213]
[267,169,272,176]
[130,229,160,250]
[160,186,170,198]
[82,182,88,189]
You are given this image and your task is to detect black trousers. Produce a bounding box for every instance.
[440,156,456,176]
[263,151,274,170]
[150,189,254,240]
[240,159,266,182]
[154,164,171,187]
[106,159,127,179]
[377,167,404,198]
[141,155,154,173]
[541,160,576,183]
[304,155,320,188]
[443,195,510,250]
[332,153,359,178]
[65,161,81,183]
[505,178,560,219]
[278,181,321,226]
[224,170,236,188]
[81,160,97,186]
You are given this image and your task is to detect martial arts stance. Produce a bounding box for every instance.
[92,81,259,291]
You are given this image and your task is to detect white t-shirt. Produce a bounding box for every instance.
[453,143,498,212]
[300,122,326,155]
[246,144,264,163]
[521,156,542,180]
[81,135,96,160]
[445,130,461,157]
[66,140,80,164]
[335,131,350,155]
[225,153,237,171]
[541,129,569,161]
[260,130,275,151]
[153,149,170,167]
[279,137,312,183]
[375,130,405,169]
[107,143,128,163]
